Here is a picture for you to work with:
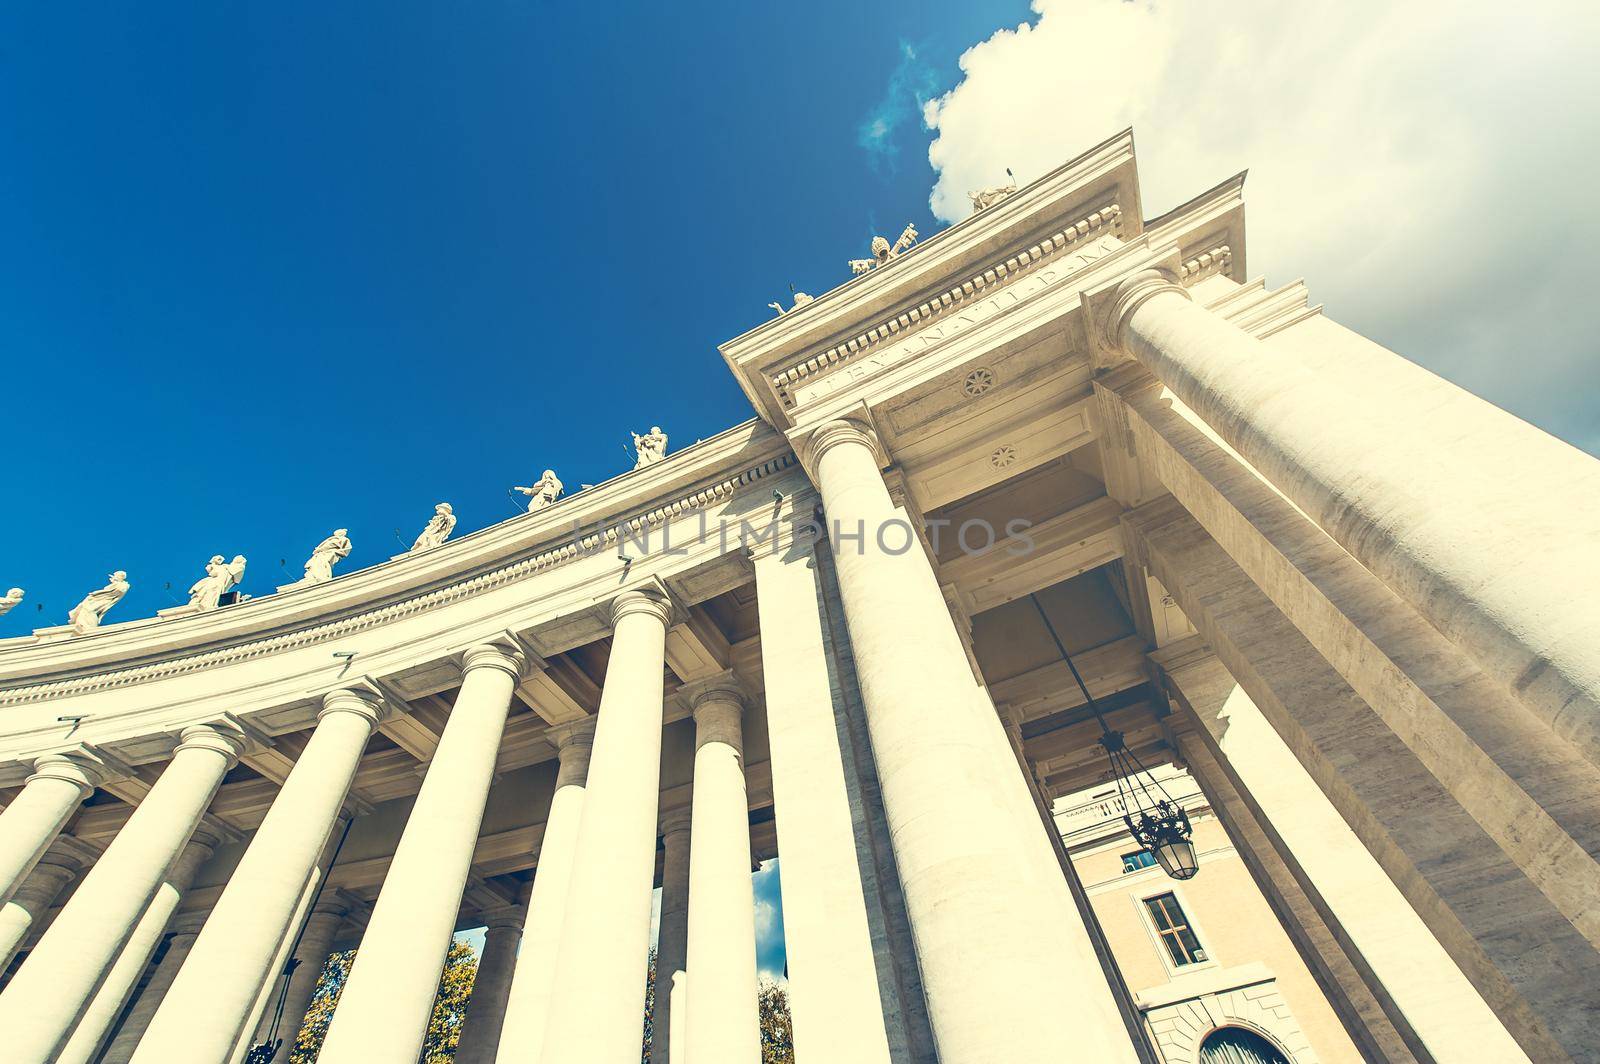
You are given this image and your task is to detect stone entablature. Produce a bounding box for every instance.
[0,422,807,771]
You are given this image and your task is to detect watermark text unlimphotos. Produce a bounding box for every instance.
[564,513,1035,559]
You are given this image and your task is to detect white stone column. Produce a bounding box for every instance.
[99,911,208,1064]
[57,826,223,1064]
[669,972,688,1064]
[0,753,106,906]
[654,805,691,1064]
[752,536,894,1063]
[538,589,672,1064]
[255,893,351,1057]
[1107,269,1600,757]
[495,718,595,1064]
[318,642,524,1064]
[131,689,382,1063]
[0,721,245,1064]
[683,675,761,1063]
[0,842,91,971]
[455,890,528,1064]
[803,418,1139,1063]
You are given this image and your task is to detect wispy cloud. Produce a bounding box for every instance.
[752,858,787,981]
[922,0,1600,454]
[858,41,939,173]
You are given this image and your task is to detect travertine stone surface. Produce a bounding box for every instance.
[1127,498,1595,1062]
[654,805,691,1064]
[0,752,104,907]
[1161,648,1528,1063]
[495,719,595,1064]
[754,539,894,1064]
[56,827,220,1064]
[1112,273,1600,761]
[132,689,381,1061]
[805,417,1138,1063]
[684,676,760,1063]
[318,645,523,1063]
[538,590,672,1064]
[0,722,244,1064]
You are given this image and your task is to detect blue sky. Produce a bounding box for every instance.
[0,1,1028,629]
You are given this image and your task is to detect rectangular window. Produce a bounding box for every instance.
[1144,892,1207,966]
[1121,850,1157,874]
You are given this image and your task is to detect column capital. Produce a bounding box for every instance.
[26,748,117,795]
[681,670,746,714]
[659,804,693,839]
[795,414,888,479]
[685,672,745,754]
[175,721,249,765]
[462,641,529,679]
[550,717,597,789]
[319,687,386,727]
[608,586,676,630]
[1102,266,1189,349]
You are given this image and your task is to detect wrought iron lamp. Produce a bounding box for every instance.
[1029,594,1198,881]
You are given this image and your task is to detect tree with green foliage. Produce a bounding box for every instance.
[289,938,479,1063]
[757,979,795,1064]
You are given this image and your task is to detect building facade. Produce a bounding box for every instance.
[0,130,1596,1063]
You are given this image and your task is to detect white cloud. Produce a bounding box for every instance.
[754,897,776,936]
[859,42,940,171]
[923,0,1600,452]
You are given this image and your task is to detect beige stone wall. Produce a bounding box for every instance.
[1074,811,1361,1063]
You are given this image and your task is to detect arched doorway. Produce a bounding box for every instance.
[1198,1025,1292,1064]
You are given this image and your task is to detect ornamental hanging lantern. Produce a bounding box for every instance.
[1029,594,1198,881]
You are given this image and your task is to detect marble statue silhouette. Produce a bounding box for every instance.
[516,470,564,513]
[0,588,23,618]
[303,529,353,584]
[189,555,246,611]
[632,427,668,469]
[849,223,918,275]
[69,572,129,632]
[410,503,457,552]
[768,291,814,316]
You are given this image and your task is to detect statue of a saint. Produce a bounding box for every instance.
[410,503,457,552]
[768,291,814,316]
[968,171,1018,212]
[69,572,129,632]
[189,555,247,611]
[632,426,668,469]
[0,588,23,618]
[303,530,353,584]
[515,470,564,513]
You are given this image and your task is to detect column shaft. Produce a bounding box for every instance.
[495,720,595,1064]
[654,809,690,1064]
[0,849,85,971]
[0,755,100,906]
[0,723,244,1064]
[805,420,1138,1063]
[132,691,380,1062]
[100,916,205,1064]
[1162,646,1529,1062]
[254,900,348,1057]
[753,541,893,1063]
[318,645,523,1063]
[56,830,219,1064]
[455,912,524,1064]
[684,682,760,1062]
[1125,496,1596,1061]
[538,591,672,1064]
[1114,277,1600,755]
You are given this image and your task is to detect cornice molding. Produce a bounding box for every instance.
[0,451,797,708]
[771,201,1125,408]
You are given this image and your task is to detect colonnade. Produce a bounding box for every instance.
[0,417,1137,1063]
